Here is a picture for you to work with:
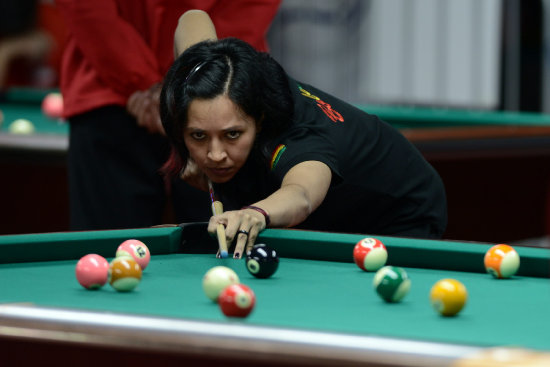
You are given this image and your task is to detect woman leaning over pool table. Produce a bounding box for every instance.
[159,10,447,259]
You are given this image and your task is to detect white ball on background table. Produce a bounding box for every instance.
[8,119,35,134]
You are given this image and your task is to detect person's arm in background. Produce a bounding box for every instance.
[55,0,164,133]
[173,9,217,58]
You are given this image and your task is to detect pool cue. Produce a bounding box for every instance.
[208,180,229,258]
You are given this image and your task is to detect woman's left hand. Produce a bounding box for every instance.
[207,208,267,259]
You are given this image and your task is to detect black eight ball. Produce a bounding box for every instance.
[245,243,279,278]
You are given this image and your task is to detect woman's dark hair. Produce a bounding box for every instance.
[160,37,294,176]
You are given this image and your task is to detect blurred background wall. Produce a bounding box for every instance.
[268,0,544,112]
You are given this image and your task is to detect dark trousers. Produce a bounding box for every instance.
[68,105,210,230]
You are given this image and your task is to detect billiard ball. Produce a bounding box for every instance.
[116,239,151,270]
[373,266,411,303]
[218,283,256,317]
[430,278,468,316]
[353,237,387,272]
[41,92,64,119]
[484,244,520,279]
[202,266,240,302]
[75,254,109,289]
[8,119,35,134]
[245,243,279,278]
[108,256,142,292]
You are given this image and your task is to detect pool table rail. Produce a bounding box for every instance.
[0,223,547,278]
[255,227,550,278]
[0,226,182,264]
[0,303,483,367]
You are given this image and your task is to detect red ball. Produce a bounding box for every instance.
[41,92,64,119]
[353,237,388,271]
[75,254,109,289]
[218,284,256,318]
[116,239,150,270]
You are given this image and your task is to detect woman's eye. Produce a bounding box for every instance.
[190,132,205,140]
[226,130,241,139]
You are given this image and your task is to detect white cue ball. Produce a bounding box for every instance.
[202,266,240,302]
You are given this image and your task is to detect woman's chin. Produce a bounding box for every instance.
[207,171,234,184]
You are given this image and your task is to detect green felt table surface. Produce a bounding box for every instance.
[0,224,549,353]
[1,254,549,351]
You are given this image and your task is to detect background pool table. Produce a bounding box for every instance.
[0,223,549,366]
[1,88,550,244]
[0,88,68,236]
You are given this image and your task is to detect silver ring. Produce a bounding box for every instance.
[237,229,249,236]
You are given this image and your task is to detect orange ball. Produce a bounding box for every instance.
[109,256,142,292]
[484,244,520,279]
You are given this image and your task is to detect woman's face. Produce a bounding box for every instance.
[184,95,257,183]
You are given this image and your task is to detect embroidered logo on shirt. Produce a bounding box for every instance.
[270,144,286,170]
[299,86,344,123]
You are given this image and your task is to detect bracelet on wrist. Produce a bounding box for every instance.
[241,205,270,227]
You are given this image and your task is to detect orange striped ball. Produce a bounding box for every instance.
[484,244,520,279]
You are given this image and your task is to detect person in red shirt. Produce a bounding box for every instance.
[55,1,281,230]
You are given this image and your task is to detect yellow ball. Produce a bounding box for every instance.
[430,278,467,316]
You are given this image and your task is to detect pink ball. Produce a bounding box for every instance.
[116,239,151,270]
[41,92,64,119]
[75,254,109,289]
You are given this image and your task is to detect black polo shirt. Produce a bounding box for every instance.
[218,77,447,238]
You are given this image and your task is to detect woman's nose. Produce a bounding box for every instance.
[207,139,227,161]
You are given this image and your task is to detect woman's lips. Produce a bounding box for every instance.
[208,167,232,178]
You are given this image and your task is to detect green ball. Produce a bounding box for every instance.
[373,266,411,303]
